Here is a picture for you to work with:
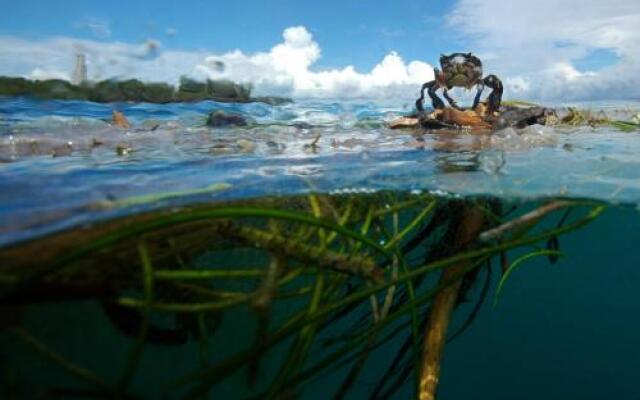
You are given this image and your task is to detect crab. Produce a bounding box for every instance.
[416,53,503,115]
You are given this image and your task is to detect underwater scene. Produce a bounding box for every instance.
[2,97,640,399]
[2,1,640,399]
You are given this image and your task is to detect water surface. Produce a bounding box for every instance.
[1,97,639,246]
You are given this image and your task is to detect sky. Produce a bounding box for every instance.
[0,0,639,101]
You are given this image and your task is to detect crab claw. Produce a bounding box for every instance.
[416,80,445,112]
[482,74,503,114]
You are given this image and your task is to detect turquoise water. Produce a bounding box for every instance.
[309,204,640,399]
[438,205,640,399]
[2,203,639,399]
[1,97,640,399]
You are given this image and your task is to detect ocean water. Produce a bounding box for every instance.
[1,96,640,399]
[1,97,639,246]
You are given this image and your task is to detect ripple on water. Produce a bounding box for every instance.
[1,97,640,244]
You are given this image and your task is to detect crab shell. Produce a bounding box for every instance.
[435,53,483,90]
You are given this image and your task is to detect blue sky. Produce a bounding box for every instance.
[0,0,639,101]
[0,0,455,72]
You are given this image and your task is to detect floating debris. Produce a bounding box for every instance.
[116,143,132,155]
[388,116,419,129]
[236,138,256,153]
[206,110,249,127]
[303,132,322,152]
[51,141,73,157]
[112,110,131,129]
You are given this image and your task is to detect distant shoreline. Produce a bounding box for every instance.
[0,76,292,106]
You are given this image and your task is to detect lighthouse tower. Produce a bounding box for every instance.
[71,53,87,85]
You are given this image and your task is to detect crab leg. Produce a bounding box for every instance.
[483,75,503,114]
[416,80,445,112]
[472,83,485,110]
[442,89,465,111]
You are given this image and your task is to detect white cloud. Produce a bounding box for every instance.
[446,0,640,101]
[28,68,69,81]
[0,26,433,100]
[196,26,433,98]
[197,26,433,98]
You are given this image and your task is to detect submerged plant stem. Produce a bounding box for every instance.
[479,200,574,242]
[175,203,604,398]
[11,327,111,390]
[117,243,154,395]
[223,222,384,281]
[1,193,607,400]
[419,205,486,400]
[154,269,267,280]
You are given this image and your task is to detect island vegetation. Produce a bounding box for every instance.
[0,76,291,105]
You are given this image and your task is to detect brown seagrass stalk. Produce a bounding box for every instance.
[419,205,486,400]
